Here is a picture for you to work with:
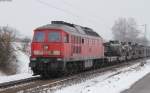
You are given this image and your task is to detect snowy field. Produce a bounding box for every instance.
[14,42,31,74]
[55,60,150,93]
[0,73,33,84]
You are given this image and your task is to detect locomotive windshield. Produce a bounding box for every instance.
[48,32,60,42]
[34,31,45,42]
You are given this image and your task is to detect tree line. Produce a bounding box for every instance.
[112,18,149,45]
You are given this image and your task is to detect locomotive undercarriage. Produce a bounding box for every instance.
[29,57,64,77]
[30,58,120,78]
[29,57,106,78]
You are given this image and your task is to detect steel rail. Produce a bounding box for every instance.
[0,76,40,88]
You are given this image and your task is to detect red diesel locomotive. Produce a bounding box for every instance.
[29,21,104,77]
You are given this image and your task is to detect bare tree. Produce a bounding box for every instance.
[112,18,149,45]
[112,18,140,42]
[0,26,18,75]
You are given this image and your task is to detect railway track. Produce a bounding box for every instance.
[0,59,147,93]
[0,76,40,88]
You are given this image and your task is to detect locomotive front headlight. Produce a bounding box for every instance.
[30,57,37,61]
[48,50,60,55]
[33,50,43,55]
[53,50,60,55]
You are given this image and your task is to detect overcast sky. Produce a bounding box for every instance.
[0,0,149,40]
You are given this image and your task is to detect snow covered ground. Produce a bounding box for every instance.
[0,73,33,84]
[15,45,30,73]
[55,60,150,93]
[0,71,6,76]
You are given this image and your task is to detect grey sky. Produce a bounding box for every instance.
[0,0,149,40]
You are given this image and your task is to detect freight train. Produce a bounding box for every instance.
[29,21,150,77]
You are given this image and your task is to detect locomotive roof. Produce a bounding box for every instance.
[35,21,100,37]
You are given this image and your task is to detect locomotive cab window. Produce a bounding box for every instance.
[48,32,61,42]
[34,31,45,42]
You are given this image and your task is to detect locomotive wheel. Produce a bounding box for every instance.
[66,62,74,75]
[66,61,80,75]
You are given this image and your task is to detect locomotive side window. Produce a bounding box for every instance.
[48,32,60,42]
[34,32,44,42]
[82,38,84,44]
[64,35,69,43]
